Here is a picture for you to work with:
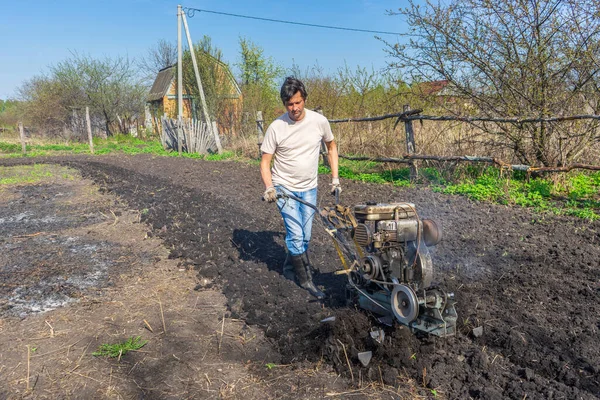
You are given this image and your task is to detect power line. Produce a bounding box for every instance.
[182,7,405,36]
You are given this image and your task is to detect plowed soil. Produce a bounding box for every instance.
[0,154,598,400]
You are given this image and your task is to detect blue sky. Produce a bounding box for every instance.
[0,1,409,99]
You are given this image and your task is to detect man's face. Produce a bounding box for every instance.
[285,91,306,122]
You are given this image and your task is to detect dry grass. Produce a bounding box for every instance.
[230,117,600,167]
[229,119,512,161]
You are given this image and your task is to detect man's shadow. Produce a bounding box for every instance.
[231,228,286,274]
[231,228,348,306]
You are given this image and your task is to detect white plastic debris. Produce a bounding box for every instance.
[370,328,385,344]
[358,351,372,367]
[472,326,484,337]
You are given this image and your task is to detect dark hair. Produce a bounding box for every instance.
[280,76,308,104]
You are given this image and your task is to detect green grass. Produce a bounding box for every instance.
[0,135,239,161]
[432,169,600,221]
[320,161,599,221]
[0,164,79,185]
[320,161,413,187]
[92,336,147,358]
[0,142,21,153]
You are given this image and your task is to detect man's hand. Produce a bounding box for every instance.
[330,178,342,195]
[263,186,277,203]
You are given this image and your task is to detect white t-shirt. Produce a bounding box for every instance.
[261,108,334,191]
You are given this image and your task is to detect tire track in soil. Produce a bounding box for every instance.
[2,155,598,399]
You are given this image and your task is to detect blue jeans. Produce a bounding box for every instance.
[275,186,317,256]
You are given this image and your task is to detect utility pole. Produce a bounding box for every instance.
[181,10,221,153]
[176,5,183,155]
[177,5,183,119]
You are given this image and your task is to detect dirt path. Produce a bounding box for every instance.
[0,155,598,399]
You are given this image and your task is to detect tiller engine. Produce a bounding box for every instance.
[321,201,457,337]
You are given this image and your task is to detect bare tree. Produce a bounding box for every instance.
[138,39,178,84]
[52,53,146,136]
[18,75,72,136]
[384,0,600,166]
[19,53,146,137]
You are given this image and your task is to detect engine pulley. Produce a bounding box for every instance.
[360,255,383,281]
[391,284,419,325]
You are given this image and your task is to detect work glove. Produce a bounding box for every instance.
[263,186,277,203]
[330,178,342,195]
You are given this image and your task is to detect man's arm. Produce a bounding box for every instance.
[325,140,339,181]
[325,140,341,194]
[260,152,278,202]
[260,152,274,189]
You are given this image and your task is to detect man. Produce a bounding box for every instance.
[260,76,341,299]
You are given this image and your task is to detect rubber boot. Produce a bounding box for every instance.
[301,251,319,276]
[282,252,295,281]
[291,254,325,300]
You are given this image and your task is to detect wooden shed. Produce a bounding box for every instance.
[146,66,191,133]
[146,57,243,136]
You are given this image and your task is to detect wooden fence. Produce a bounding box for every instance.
[161,117,222,155]
[256,107,600,180]
[16,106,96,155]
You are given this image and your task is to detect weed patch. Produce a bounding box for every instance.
[92,336,147,358]
[435,169,599,220]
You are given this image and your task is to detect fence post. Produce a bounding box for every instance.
[256,111,264,159]
[72,108,78,139]
[18,122,26,154]
[144,104,152,139]
[85,107,94,154]
[177,116,183,156]
[315,109,331,168]
[403,104,417,181]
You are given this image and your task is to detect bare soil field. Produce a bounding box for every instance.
[0,154,598,400]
